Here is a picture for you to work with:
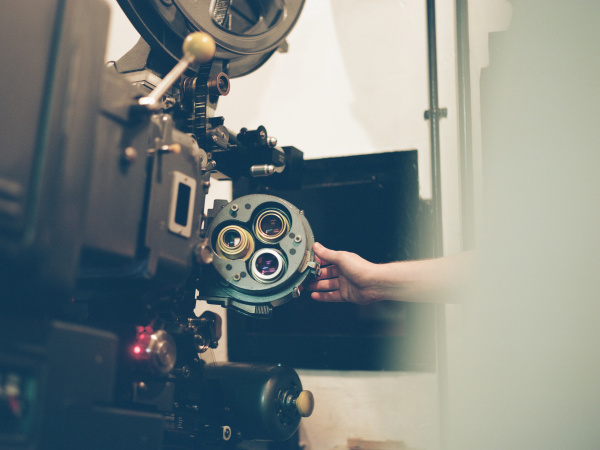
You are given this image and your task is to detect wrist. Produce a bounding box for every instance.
[372,260,427,302]
[360,262,401,303]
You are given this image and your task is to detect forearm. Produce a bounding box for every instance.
[369,251,475,303]
[308,242,475,305]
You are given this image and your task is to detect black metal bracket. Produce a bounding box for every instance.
[424,107,448,120]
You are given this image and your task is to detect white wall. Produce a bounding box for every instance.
[442,0,512,436]
[212,0,462,256]
[103,1,472,448]
[466,0,512,244]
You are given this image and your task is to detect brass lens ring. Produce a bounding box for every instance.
[254,209,290,244]
[249,248,286,283]
[216,225,254,260]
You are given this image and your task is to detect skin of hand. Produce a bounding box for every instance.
[306,242,472,304]
[306,242,382,304]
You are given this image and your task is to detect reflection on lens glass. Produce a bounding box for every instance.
[216,225,254,260]
[254,208,289,244]
[223,230,241,248]
[260,214,283,236]
[249,248,286,283]
[255,253,279,276]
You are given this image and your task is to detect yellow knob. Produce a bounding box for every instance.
[296,390,314,417]
[182,31,216,63]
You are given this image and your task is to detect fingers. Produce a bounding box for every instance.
[316,264,338,280]
[306,277,339,292]
[305,264,338,290]
[314,254,326,266]
[308,243,346,302]
[310,290,344,302]
[313,242,340,265]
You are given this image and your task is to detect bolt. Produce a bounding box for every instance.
[222,426,232,441]
[195,240,213,264]
[124,146,137,161]
[230,204,239,212]
[159,143,181,154]
[294,235,302,243]
[233,273,241,281]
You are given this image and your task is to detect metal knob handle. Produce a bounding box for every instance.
[140,32,216,109]
[295,390,315,417]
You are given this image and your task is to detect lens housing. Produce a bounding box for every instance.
[254,209,290,244]
[250,249,286,283]
[216,225,254,260]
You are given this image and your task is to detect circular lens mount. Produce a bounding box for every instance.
[254,209,290,244]
[203,194,317,306]
[250,248,286,283]
[216,225,254,260]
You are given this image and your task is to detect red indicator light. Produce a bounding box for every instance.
[133,345,142,355]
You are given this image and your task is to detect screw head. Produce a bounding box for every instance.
[124,146,137,161]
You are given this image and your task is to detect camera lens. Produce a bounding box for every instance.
[260,214,283,236]
[256,252,279,276]
[254,209,290,244]
[250,249,286,283]
[216,225,254,260]
[223,229,241,248]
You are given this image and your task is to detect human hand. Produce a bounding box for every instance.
[305,242,380,305]
[306,243,474,305]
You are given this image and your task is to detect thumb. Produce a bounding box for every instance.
[313,242,341,265]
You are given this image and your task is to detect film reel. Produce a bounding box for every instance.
[117,0,305,77]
